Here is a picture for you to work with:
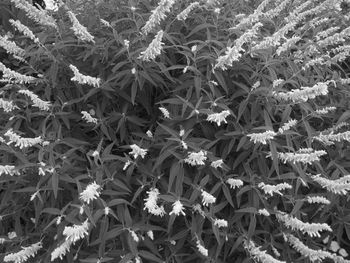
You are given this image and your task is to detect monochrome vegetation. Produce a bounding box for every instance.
[0,0,350,262]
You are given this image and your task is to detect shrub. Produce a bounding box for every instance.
[1,0,350,262]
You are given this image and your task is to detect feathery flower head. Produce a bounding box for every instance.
[177,2,200,21]
[4,241,42,263]
[129,230,139,242]
[0,98,19,112]
[0,35,25,59]
[67,11,94,43]
[144,188,166,216]
[129,144,148,159]
[141,0,176,35]
[201,190,216,206]
[244,240,286,263]
[5,129,42,149]
[69,64,101,88]
[63,219,90,243]
[196,240,208,257]
[79,182,101,204]
[169,200,186,216]
[51,239,73,261]
[226,178,243,189]
[159,106,170,118]
[210,159,224,169]
[139,30,164,61]
[258,182,292,196]
[146,130,153,138]
[306,196,331,205]
[314,106,336,115]
[81,111,98,124]
[273,78,284,88]
[206,110,231,126]
[247,130,276,144]
[0,165,19,176]
[313,130,350,145]
[269,148,327,164]
[311,174,350,195]
[0,62,36,84]
[184,150,207,166]
[213,218,228,228]
[257,209,270,216]
[9,19,39,43]
[18,89,51,111]
[278,119,297,134]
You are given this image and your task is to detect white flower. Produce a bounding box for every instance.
[226,178,243,189]
[5,129,42,149]
[104,207,110,216]
[313,130,350,145]
[0,98,19,112]
[177,2,199,21]
[4,241,42,263]
[123,160,131,170]
[8,232,17,239]
[138,30,164,61]
[100,19,111,27]
[131,68,136,74]
[192,204,205,217]
[201,190,216,206]
[314,106,336,115]
[210,159,224,169]
[181,140,188,149]
[159,106,170,118]
[0,165,19,176]
[9,19,39,43]
[69,64,101,88]
[18,89,51,111]
[278,119,297,134]
[270,148,327,164]
[81,111,98,124]
[146,130,153,138]
[311,174,350,195]
[184,150,207,166]
[0,62,36,84]
[276,212,332,237]
[51,239,73,261]
[147,230,154,240]
[247,130,276,144]
[258,182,292,196]
[67,11,94,43]
[0,35,25,59]
[257,209,270,216]
[169,200,185,216]
[273,79,284,88]
[30,191,39,201]
[306,196,330,205]
[124,39,130,49]
[213,219,228,228]
[141,0,176,35]
[92,150,99,157]
[244,240,285,263]
[63,219,89,244]
[144,188,166,216]
[339,248,349,257]
[330,241,340,252]
[196,240,208,257]
[206,110,230,126]
[56,216,63,225]
[79,182,101,204]
[129,230,139,242]
[129,144,148,159]
[179,129,185,137]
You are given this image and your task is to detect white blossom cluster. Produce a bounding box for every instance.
[79,182,101,204]
[276,212,332,237]
[129,144,148,159]
[69,65,101,88]
[9,19,39,43]
[169,200,185,216]
[210,159,223,169]
[206,110,231,126]
[273,82,329,103]
[247,130,276,144]
[213,218,228,228]
[257,208,270,216]
[5,129,42,149]
[67,11,94,43]
[81,111,98,124]
[139,30,164,61]
[258,182,292,196]
[278,119,297,134]
[314,106,336,115]
[311,174,350,195]
[159,106,170,118]
[271,148,327,164]
[215,22,263,70]
[201,190,216,206]
[276,36,301,56]
[184,150,207,166]
[0,35,25,60]
[0,62,36,84]
[226,178,243,189]
[0,165,19,176]
[4,241,42,263]
[177,2,200,21]
[10,0,57,29]
[196,240,208,257]
[0,98,19,112]
[18,89,51,111]
[144,188,166,216]
[313,130,350,145]
[273,78,284,88]
[141,0,176,35]
[306,195,331,205]
[51,219,89,261]
[244,240,285,263]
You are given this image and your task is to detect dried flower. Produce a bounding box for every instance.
[169,200,186,216]
[201,190,216,206]
[79,182,101,204]
[184,150,207,166]
[129,144,148,159]
[67,11,94,43]
[226,178,243,189]
[69,64,101,88]
[18,89,51,111]
[247,130,276,144]
[4,241,42,263]
[139,30,164,61]
[206,110,231,126]
[81,111,98,124]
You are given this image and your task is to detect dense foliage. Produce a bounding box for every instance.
[1,0,350,262]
